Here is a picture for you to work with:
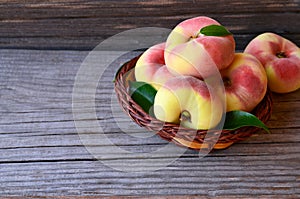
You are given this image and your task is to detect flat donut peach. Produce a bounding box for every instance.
[164,16,235,78]
[153,76,224,130]
[135,42,175,90]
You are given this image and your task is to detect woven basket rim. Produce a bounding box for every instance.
[114,53,273,150]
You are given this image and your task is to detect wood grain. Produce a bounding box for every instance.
[0,0,299,50]
[0,0,300,197]
[0,49,299,196]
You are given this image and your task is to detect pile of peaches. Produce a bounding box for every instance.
[133,16,300,130]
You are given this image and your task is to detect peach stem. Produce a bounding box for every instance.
[180,110,191,123]
[276,51,287,58]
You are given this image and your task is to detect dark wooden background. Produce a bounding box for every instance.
[0,0,299,197]
[1,0,300,50]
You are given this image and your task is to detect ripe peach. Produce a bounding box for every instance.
[134,42,175,90]
[244,32,300,93]
[164,16,235,78]
[153,76,224,130]
[220,53,268,112]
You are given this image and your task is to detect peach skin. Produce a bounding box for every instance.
[164,16,235,78]
[245,32,300,93]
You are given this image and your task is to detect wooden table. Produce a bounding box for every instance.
[0,0,299,197]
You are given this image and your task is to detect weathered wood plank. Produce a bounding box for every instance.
[1,0,299,19]
[0,142,299,163]
[0,49,299,197]
[0,156,298,196]
[0,0,299,50]
[1,0,300,195]
[1,34,300,52]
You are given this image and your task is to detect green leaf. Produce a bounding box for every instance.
[223,110,270,133]
[129,81,157,114]
[200,24,232,36]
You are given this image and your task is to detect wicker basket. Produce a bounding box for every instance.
[114,54,273,150]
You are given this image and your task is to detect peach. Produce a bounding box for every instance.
[164,16,235,78]
[220,53,268,112]
[153,76,224,130]
[244,32,300,93]
[134,42,175,90]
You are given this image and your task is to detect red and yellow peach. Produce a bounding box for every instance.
[134,42,175,90]
[153,76,224,130]
[164,16,235,78]
[245,32,300,93]
[220,53,268,112]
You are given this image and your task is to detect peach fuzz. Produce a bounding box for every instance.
[153,76,224,130]
[244,32,300,93]
[164,16,235,78]
[134,42,175,90]
[220,53,268,112]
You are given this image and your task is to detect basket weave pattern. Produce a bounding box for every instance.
[114,55,273,150]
